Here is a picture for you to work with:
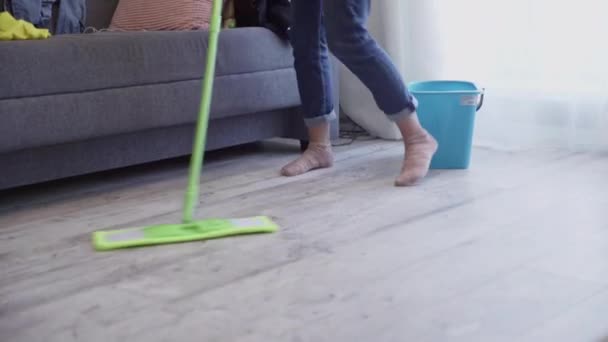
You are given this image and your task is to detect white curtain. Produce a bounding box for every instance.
[341,0,608,151]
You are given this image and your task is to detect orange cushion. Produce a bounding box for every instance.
[110,0,212,31]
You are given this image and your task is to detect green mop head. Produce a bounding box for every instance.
[93,216,278,251]
[91,0,279,251]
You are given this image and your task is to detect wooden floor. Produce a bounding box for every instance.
[1,139,608,342]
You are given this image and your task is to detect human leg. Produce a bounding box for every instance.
[281,0,334,177]
[323,0,437,185]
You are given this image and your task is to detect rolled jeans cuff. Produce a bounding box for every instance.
[303,110,337,127]
[386,96,418,122]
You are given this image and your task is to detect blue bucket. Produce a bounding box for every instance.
[409,80,484,169]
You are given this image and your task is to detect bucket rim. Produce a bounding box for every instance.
[408,80,483,94]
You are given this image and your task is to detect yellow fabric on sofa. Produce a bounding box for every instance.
[0,11,51,40]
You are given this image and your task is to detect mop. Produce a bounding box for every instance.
[92,0,279,251]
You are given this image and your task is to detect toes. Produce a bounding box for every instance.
[280,162,306,177]
[395,173,421,187]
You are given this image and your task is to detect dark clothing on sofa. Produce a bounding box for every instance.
[235,0,290,39]
[256,0,290,39]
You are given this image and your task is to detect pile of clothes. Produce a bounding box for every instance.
[1,0,85,37]
[0,10,50,40]
[1,0,290,40]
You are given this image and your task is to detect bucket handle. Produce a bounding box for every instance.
[477,88,485,112]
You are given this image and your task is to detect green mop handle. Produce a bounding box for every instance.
[183,0,223,223]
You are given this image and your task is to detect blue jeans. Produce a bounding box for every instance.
[289,0,418,127]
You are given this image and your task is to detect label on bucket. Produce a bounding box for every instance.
[460,95,478,106]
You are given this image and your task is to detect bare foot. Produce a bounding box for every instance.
[280,143,334,177]
[395,131,438,186]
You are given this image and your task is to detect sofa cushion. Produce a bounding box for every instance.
[0,68,300,153]
[0,27,294,100]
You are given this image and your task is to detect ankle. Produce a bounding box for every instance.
[307,122,331,146]
[308,141,332,150]
[396,112,427,138]
[404,130,435,145]
[305,143,334,163]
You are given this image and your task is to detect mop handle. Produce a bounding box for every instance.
[183,0,223,223]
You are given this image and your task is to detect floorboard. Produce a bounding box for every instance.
[1,139,607,342]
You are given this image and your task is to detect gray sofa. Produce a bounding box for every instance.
[0,0,339,190]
